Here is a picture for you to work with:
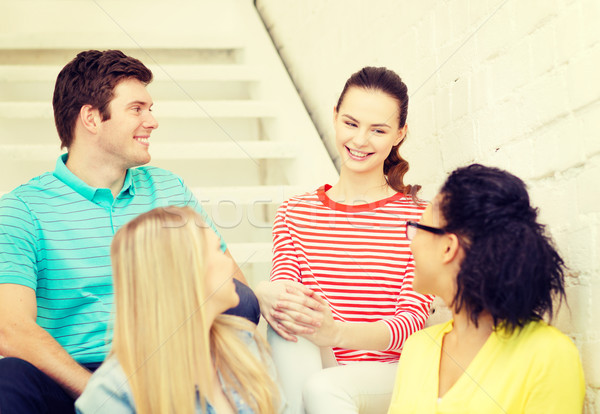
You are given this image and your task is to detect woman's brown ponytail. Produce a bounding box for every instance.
[384,141,420,196]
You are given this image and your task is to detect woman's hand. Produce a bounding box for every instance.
[297,294,341,348]
[255,280,323,341]
[280,294,392,351]
[275,292,342,348]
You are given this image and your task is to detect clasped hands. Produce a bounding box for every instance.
[256,280,340,347]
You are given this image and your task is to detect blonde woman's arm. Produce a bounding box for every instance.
[75,358,135,414]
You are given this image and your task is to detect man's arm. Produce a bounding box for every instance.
[0,284,92,398]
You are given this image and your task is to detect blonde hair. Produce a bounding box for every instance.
[110,206,279,414]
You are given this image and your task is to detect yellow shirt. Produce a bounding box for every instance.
[387,320,585,414]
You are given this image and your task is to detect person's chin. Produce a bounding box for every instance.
[230,291,240,309]
[139,154,151,166]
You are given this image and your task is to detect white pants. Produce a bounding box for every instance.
[268,326,397,414]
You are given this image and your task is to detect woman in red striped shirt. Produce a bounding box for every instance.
[256,67,434,414]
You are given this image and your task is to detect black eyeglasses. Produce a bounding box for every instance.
[405,220,446,241]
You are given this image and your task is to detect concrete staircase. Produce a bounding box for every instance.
[0,0,338,286]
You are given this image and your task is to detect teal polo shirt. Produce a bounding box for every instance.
[0,154,224,363]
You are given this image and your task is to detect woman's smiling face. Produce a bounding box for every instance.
[334,87,406,175]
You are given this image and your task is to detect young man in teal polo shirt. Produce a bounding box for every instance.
[0,50,259,414]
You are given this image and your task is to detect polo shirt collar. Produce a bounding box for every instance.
[122,169,135,196]
[53,154,135,201]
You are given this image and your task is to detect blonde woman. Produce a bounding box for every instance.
[76,206,286,414]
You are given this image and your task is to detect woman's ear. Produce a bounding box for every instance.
[395,124,408,146]
[79,105,100,134]
[333,105,339,123]
[441,233,462,265]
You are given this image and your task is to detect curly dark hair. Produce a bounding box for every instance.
[53,49,153,149]
[336,66,419,196]
[438,164,566,332]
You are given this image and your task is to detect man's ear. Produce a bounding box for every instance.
[79,105,101,134]
[441,233,461,265]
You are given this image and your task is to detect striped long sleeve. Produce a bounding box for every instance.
[270,186,433,364]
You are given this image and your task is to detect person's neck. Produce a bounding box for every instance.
[65,149,127,198]
[328,169,395,204]
[450,310,495,343]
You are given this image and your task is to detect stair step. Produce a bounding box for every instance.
[0,142,297,161]
[0,1,246,51]
[195,185,305,205]
[0,101,278,119]
[0,64,262,82]
[0,35,244,51]
[228,242,273,264]
[152,142,296,159]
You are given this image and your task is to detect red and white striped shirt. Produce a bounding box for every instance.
[270,185,433,364]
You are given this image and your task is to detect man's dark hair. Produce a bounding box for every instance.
[52,49,153,149]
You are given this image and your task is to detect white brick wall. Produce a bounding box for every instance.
[256,0,600,411]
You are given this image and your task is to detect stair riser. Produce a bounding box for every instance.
[1,80,256,102]
[0,119,262,145]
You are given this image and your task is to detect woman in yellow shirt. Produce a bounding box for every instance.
[387,164,585,414]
